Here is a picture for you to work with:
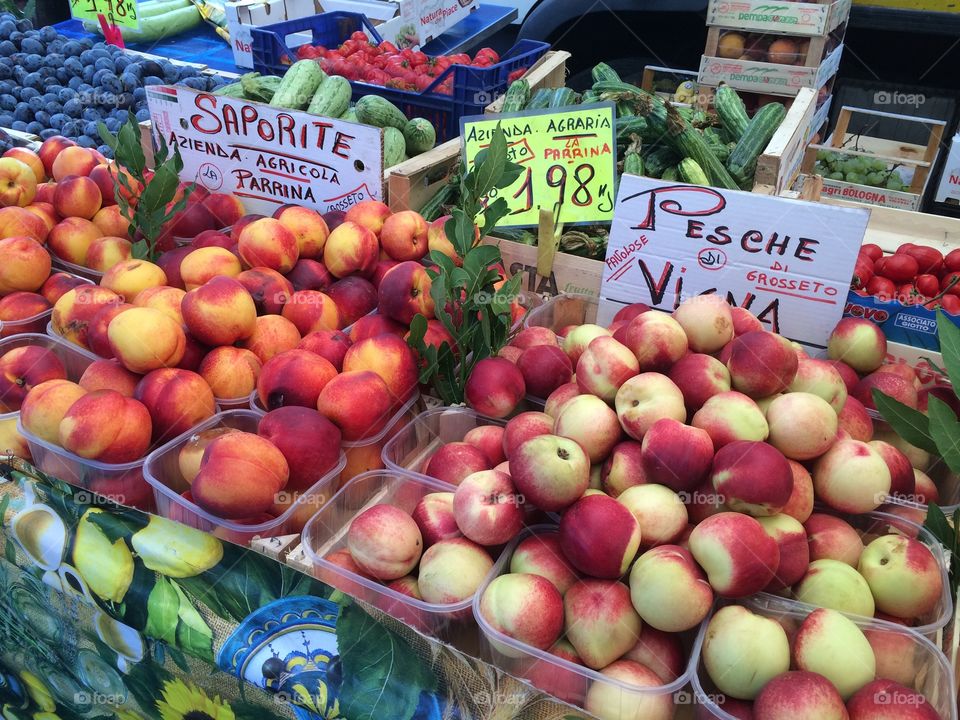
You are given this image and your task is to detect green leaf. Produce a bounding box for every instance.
[479,196,511,239]
[174,575,233,620]
[171,581,214,661]
[336,603,436,720]
[927,395,960,474]
[468,123,509,201]
[936,309,960,388]
[871,389,939,455]
[97,121,118,150]
[446,208,476,259]
[496,159,525,189]
[145,576,179,643]
[195,550,280,623]
[166,645,191,674]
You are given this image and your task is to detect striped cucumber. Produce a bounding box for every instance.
[714,85,751,141]
[272,60,326,110]
[726,102,786,186]
[501,79,530,113]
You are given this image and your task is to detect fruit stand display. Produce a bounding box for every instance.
[805,105,948,210]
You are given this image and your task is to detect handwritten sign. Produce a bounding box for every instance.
[601,176,869,350]
[70,0,139,29]
[460,104,617,228]
[146,86,384,216]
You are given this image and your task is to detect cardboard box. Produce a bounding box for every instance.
[934,133,960,205]
[699,41,843,95]
[226,0,324,69]
[707,0,851,36]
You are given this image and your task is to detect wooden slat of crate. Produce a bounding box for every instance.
[484,50,571,115]
[386,138,461,212]
[482,235,605,298]
[754,87,818,193]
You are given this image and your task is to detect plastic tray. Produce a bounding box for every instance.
[0,333,98,419]
[143,409,346,546]
[522,292,601,333]
[757,507,953,638]
[250,11,549,141]
[50,253,104,283]
[381,405,506,482]
[473,525,700,711]
[301,469,484,645]
[691,595,958,720]
[0,272,93,339]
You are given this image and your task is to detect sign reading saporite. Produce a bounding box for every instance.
[146,86,384,215]
[601,175,869,350]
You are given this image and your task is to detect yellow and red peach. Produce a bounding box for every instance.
[795,557,876,616]
[344,199,391,235]
[869,440,915,497]
[668,353,731,412]
[51,146,99,181]
[600,440,646,496]
[673,294,734,352]
[0,236,50,294]
[177,427,239,484]
[85,236,133,272]
[813,439,891,513]
[0,346,66,412]
[502,411,552,458]
[640,418,713,492]
[380,210,428,261]
[327,276,377,327]
[59,390,152,462]
[509,533,579,594]
[347,504,422,580]
[202,193,245,228]
[859,535,943,619]
[298,329,351,370]
[87,302,134,358]
[0,157,37,207]
[181,276,257,346]
[342,334,420,407]
[479,573,564,650]
[426,215,458,265]
[53,175,101,220]
[912,468,939,503]
[511,326,558,350]
[511,344,571,400]
[411,492,461,546]
[766,391,838,460]
[619,483,687,546]
[793,608,875,700]
[133,285,185,325]
[377,260,434,325]
[47,218,103,266]
[711,440,793,516]
[622,628,684,684]
[691,390,769,447]
[236,267,293,316]
[417,537,493,603]
[4,147,44,184]
[555,393,623,463]
[511,434,590,511]
[51,285,122,349]
[846,679,939,720]
[584,660,673,720]
[107,307,186,373]
[79,359,139,396]
[543,382,581,419]
[23,201,56,232]
[622,311,688,371]
[154,247,191,290]
[781,460,814,523]
[40,273,89,305]
[133,368,216,443]
[273,205,329,259]
[463,425,506,468]
[179,247,243,291]
[563,579,642,669]
[280,290,340,335]
[100,259,167,302]
[559,493,641,578]
[827,318,886,373]
[853,370,919,410]
[38,135,76,175]
[804,513,864,566]
[629,544,713,632]
[238,315,301,364]
[0,415,30,460]
[758,513,809,590]
[258,406,343,492]
[838,396,874,442]
[789,358,848,412]
[286,258,333,292]
[229,214,265,241]
[315,370,394,441]
[237,218,299,273]
[0,206,48,242]
[190,230,233,250]
[19,379,86,443]
[689,511,780,597]
[323,221,379,278]
[727,331,799,397]
[702,604,790,700]
[422,440,496,483]
[562,324,611,364]
[257,349,337,410]
[614,372,686,441]
[754,670,848,720]
[192,431,289,517]
[453,470,524,546]
[199,347,261,400]
[730,305,763,335]
[0,291,51,336]
[34,181,56,205]
[574,336,638,401]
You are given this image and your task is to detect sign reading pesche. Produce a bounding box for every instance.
[601,176,870,350]
[146,86,384,216]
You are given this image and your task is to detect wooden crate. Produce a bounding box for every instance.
[804,105,947,210]
[482,235,605,298]
[754,86,819,193]
[706,0,851,36]
[387,138,461,213]
[640,65,701,105]
[483,50,571,115]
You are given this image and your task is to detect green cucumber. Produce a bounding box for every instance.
[623,151,643,177]
[591,62,621,84]
[403,117,436,156]
[420,183,456,222]
[726,102,786,187]
[84,4,201,43]
[355,95,408,131]
[714,85,751,141]
[384,126,407,167]
[661,165,679,181]
[271,60,326,110]
[501,79,530,113]
[525,88,553,110]
[138,0,191,16]
[548,88,578,108]
[307,75,350,118]
[642,145,680,178]
[678,158,709,185]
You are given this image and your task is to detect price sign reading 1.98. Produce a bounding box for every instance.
[460,103,617,228]
[70,0,139,29]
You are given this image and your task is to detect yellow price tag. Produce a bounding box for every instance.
[460,103,617,228]
[70,0,140,30]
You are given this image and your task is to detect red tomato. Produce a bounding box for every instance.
[939,294,960,314]
[942,271,960,296]
[945,248,960,272]
[852,256,874,289]
[409,51,428,66]
[860,243,883,261]
[903,245,943,274]
[475,47,500,63]
[508,67,527,82]
[379,41,398,54]
[350,30,367,42]
[414,73,434,91]
[895,242,917,255]
[875,253,919,283]
[866,275,896,301]
[449,53,471,65]
[897,283,929,306]
[916,273,940,297]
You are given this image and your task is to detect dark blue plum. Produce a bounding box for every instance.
[43,53,64,69]
[98,92,118,107]
[11,67,25,85]
[64,57,83,76]
[67,76,83,91]
[124,63,142,79]
[20,38,42,55]
[83,120,100,137]
[48,113,68,130]
[12,103,29,121]
[23,72,43,91]
[9,120,25,131]
[27,96,44,113]
[0,113,11,127]
[35,110,50,126]
[78,38,94,50]
[114,56,131,72]
[25,121,43,135]
[61,120,81,137]
[55,68,69,84]
[104,117,120,133]
[18,87,37,101]
[8,31,23,46]
[0,20,14,39]
[48,39,64,55]
[57,87,74,103]
[0,81,10,96]
[77,135,96,148]
[62,99,82,117]
[182,77,206,90]
[22,54,41,72]
[144,77,163,86]
[80,50,96,65]
[177,66,199,80]
[119,72,139,92]
[0,40,14,56]
[0,94,13,112]
[135,108,150,122]
[133,87,146,102]
[82,66,95,83]
[40,129,59,141]
[95,57,114,72]
[40,26,58,42]
[62,41,82,57]
[82,107,100,121]
[0,65,10,82]
[15,18,32,32]
[41,92,56,104]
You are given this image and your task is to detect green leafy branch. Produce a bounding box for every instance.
[99,112,193,261]
[873,308,960,594]
[407,123,525,405]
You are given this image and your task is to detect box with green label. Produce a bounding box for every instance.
[707,0,851,37]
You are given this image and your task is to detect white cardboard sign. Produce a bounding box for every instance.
[601,176,869,350]
[147,85,384,216]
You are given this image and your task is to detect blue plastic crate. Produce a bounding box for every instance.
[250,11,549,142]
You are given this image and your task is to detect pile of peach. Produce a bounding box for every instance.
[393,297,949,718]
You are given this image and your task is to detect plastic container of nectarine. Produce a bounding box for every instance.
[0,333,98,420]
[142,409,346,546]
[380,406,507,483]
[50,253,104,284]
[472,525,700,712]
[301,469,485,647]
[522,292,600,333]
[691,596,958,720]
[757,507,954,639]
[0,269,94,338]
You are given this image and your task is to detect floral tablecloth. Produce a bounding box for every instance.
[0,457,585,720]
